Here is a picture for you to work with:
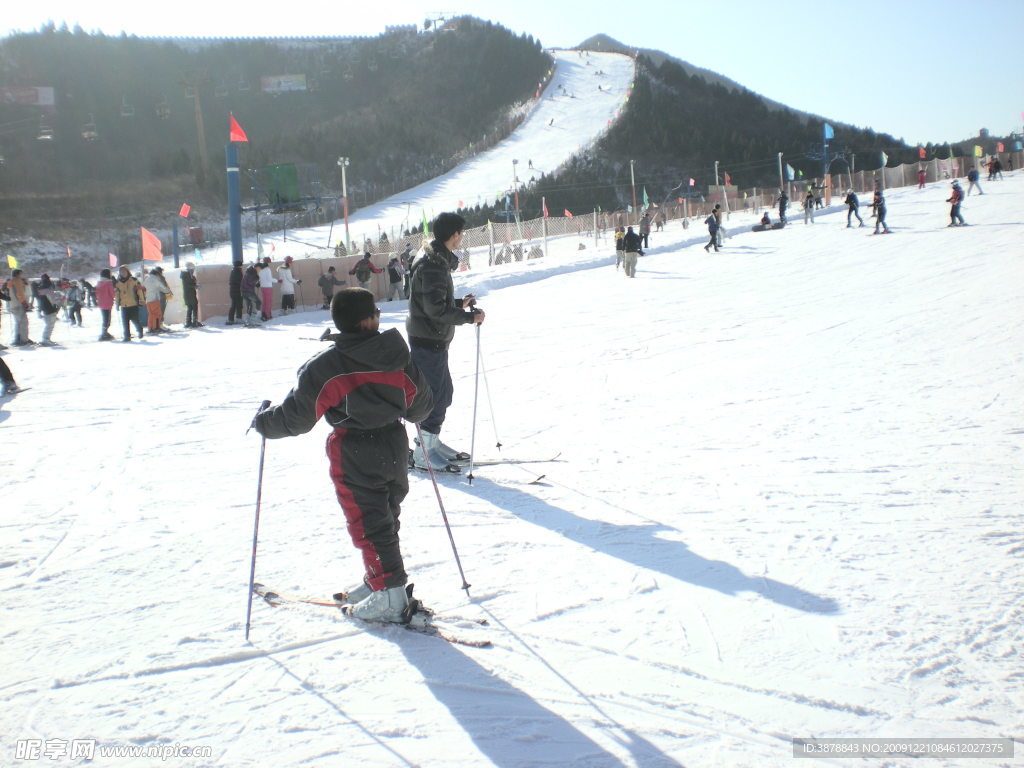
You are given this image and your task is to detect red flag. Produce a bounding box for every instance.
[997,142,1004,153]
[140,227,164,261]
[108,253,118,268]
[724,172,731,186]
[564,209,573,218]
[542,198,549,218]
[918,147,927,159]
[458,200,464,208]
[179,203,191,218]
[229,113,248,143]
[66,246,72,259]
[678,197,683,204]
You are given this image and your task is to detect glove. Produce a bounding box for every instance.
[297,280,302,284]
[23,301,30,310]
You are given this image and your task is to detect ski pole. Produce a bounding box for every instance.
[467,322,481,485]
[244,399,272,641]
[415,422,472,597]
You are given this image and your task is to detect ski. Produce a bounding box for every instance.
[471,453,562,466]
[1,386,31,398]
[252,583,492,648]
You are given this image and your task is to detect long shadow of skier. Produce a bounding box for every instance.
[470,477,839,615]
[396,629,682,768]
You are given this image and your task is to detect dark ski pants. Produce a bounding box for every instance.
[327,422,409,591]
[410,344,453,436]
[100,308,112,336]
[228,292,243,323]
[950,204,965,226]
[847,206,863,226]
[120,306,143,340]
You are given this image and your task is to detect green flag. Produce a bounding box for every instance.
[642,187,649,208]
[421,210,430,238]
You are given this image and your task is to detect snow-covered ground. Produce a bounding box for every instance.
[204,48,635,262]
[2,172,1021,767]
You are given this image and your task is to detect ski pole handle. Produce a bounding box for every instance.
[247,399,271,435]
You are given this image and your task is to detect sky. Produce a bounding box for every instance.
[1,0,1021,145]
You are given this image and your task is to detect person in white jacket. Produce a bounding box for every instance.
[276,256,301,314]
[142,267,172,334]
[257,260,275,321]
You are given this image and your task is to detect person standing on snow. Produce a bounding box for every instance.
[386,255,405,302]
[254,287,434,624]
[115,266,145,342]
[242,264,262,325]
[406,212,485,472]
[777,189,789,225]
[349,252,382,292]
[258,258,275,321]
[143,267,171,334]
[318,266,345,310]
[7,269,33,346]
[95,268,116,341]
[227,264,244,325]
[803,190,815,224]
[614,226,625,269]
[622,225,643,275]
[946,181,967,227]
[638,213,652,249]
[966,167,984,196]
[844,189,864,227]
[871,189,891,234]
[277,256,301,314]
[36,274,61,347]
[181,262,203,328]
[703,213,720,253]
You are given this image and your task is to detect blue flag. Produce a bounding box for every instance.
[824,123,834,140]
[785,163,794,181]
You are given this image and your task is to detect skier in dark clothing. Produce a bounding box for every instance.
[406,212,485,472]
[254,287,434,624]
[777,190,789,224]
[227,264,243,325]
[871,190,891,234]
[0,355,23,395]
[622,226,643,276]
[703,213,719,253]
[844,189,864,227]
[181,262,202,327]
[318,266,345,309]
[349,253,382,291]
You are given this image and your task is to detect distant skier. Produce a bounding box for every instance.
[349,252,382,292]
[318,266,345,310]
[777,190,789,225]
[844,189,864,227]
[803,190,815,224]
[622,226,643,275]
[253,287,435,624]
[639,213,652,248]
[871,189,891,234]
[946,181,966,227]
[966,167,984,196]
[917,168,927,189]
[703,213,720,253]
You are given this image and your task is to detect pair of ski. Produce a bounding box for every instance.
[408,451,563,481]
[252,583,492,648]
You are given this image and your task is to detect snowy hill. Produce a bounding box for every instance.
[204,48,634,263]
[3,173,1021,766]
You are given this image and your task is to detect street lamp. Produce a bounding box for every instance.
[337,156,350,248]
[512,158,520,222]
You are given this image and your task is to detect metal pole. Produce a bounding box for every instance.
[227,144,243,266]
[244,399,272,641]
[777,153,784,193]
[338,157,350,250]
[630,159,637,222]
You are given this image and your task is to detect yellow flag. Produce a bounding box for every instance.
[973,145,983,158]
[6,254,17,269]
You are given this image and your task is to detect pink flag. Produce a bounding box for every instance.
[229,113,248,143]
[108,253,118,268]
[689,178,695,186]
[66,246,72,259]
[179,203,191,218]
[564,209,573,218]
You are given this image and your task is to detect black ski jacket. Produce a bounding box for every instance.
[255,328,433,437]
[405,241,475,350]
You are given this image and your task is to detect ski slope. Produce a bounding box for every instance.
[2,174,1021,766]
[203,48,634,262]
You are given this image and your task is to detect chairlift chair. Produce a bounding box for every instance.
[155,98,171,119]
[120,96,135,118]
[238,76,250,93]
[37,117,54,141]
[81,114,98,141]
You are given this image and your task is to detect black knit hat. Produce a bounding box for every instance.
[331,287,377,332]
[432,212,465,243]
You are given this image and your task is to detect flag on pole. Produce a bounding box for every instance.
[678,197,683,204]
[66,246,72,259]
[421,210,430,238]
[642,187,649,208]
[140,227,164,261]
[997,142,1004,153]
[108,253,118,267]
[880,152,888,166]
[6,254,17,269]
[564,209,573,218]
[823,123,834,140]
[229,113,248,143]
[542,197,549,218]
[919,147,927,159]
[179,203,191,218]
[973,145,983,158]
[785,163,794,181]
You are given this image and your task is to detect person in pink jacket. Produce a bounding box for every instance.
[95,268,116,341]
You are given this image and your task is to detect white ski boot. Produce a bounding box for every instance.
[348,584,410,623]
[333,581,372,606]
[411,431,461,473]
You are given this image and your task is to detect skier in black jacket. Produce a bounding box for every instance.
[254,287,434,623]
[406,213,485,472]
[227,264,243,325]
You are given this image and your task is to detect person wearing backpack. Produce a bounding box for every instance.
[349,252,382,292]
[318,266,345,310]
[386,255,405,302]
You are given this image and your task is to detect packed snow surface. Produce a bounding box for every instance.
[3,172,1022,766]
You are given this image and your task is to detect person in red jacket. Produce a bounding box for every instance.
[917,168,927,189]
[95,268,117,341]
[946,181,966,227]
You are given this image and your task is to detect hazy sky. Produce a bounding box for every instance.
[2,0,1020,145]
